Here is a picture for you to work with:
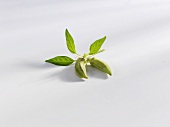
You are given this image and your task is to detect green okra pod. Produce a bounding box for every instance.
[75,58,88,79]
[89,57,112,76]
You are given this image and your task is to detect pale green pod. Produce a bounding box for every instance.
[89,57,112,76]
[75,58,88,79]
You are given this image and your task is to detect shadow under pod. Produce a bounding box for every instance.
[47,65,85,82]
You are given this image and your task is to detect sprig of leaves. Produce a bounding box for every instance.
[45,29,111,79]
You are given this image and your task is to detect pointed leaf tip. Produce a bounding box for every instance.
[89,36,106,55]
[45,56,74,66]
[65,29,76,54]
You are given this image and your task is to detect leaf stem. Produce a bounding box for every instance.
[75,53,82,57]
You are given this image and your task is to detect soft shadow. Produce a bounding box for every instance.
[47,65,85,82]
[86,65,108,80]
[17,60,84,84]
[16,60,57,70]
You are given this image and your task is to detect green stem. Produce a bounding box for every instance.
[75,53,82,57]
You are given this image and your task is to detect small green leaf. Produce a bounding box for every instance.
[45,56,74,66]
[97,49,105,54]
[89,36,106,55]
[65,29,76,54]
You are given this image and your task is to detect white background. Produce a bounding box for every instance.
[1,0,170,126]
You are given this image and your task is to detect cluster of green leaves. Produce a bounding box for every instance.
[45,29,106,66]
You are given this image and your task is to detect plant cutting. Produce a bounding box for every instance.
[45,29,112,79]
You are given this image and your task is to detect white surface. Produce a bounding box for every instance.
[1,0,170,126]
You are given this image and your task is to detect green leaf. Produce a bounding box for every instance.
[65,29,76,54]
[45,56,74,66]
[89,36,106,55]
